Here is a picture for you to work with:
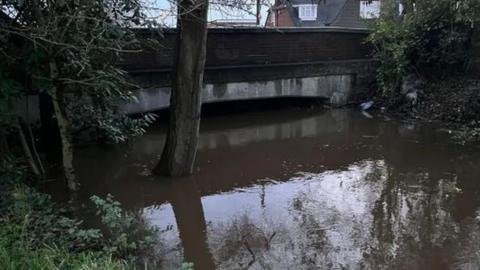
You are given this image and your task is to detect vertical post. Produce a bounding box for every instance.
[256,0,261,25]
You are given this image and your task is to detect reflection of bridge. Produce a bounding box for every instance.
[120,28,377,114]
[72,109,479,205]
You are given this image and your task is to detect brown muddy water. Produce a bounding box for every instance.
[50,106,480,270]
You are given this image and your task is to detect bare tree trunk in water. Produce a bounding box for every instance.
[15,119,42,178]
[49,60,78,191]
[154,0,209,176]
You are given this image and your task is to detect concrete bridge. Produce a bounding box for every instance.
[121,27,377,114]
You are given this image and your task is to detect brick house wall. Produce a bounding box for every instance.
[266,6,295,27]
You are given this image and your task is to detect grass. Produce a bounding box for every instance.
[0,219,128,270]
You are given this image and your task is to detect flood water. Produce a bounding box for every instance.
[53,105,480,270]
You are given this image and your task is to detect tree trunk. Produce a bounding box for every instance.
[154,0,209,176]
[15,119,42,178]
[49,60,78,191]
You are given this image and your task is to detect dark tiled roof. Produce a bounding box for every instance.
[283,0,367,28]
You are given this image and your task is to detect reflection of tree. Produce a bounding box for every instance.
[209,214,289,269]
[170,179,216,270]
[286,161,388,269]
[205,159,478,270]
[365,166,460,270]
[149,154,480,269]
[208,161,387,270]
[208,196,334,269]
[290,193,334,269]
[452,216,480,269]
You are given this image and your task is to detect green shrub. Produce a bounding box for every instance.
[0,159,161,269]
[180,262,195,270]
[91,194,160,265]
[0,184,124,270]
[0,226,127,270]
[368,0,480,98]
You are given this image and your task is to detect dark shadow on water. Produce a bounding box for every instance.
[145,97,328,123]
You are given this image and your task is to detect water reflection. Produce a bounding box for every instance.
[55,108,480,269]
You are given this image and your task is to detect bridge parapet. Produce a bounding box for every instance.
[123,27,373,72]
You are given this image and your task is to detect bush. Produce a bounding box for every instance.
[0,158,103,252]
[368,0,480,97]
[0,158,162,269]
[0,187,125,270]
[91,195,159,265]
[0,226,126,270]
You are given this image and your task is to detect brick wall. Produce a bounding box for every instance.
[275,8,295,27]
[266,7,295,27]
[122,28,373,72]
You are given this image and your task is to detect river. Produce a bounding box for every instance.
[50,106,480,270]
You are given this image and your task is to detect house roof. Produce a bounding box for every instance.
[279,0,366,28]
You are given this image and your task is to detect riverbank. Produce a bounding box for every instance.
[0,158,194,270]
[377,76,480,142]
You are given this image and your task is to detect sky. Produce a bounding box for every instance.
[145,0,273,27]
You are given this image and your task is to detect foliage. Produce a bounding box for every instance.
[0,160,117,269]
[405,77,480,142]
[0,156,27,209]
[367,16,415,96]
[0,159,102,251]
[91,194,160,264]
[1,0,160,187]
[368,0,480,98]
[0,71,21,156]
[0,158,164,269]
[68,92,157,143]
[0,220,127,270]
[0,71,20,128]
[180,262,195,270]
[0,1,157,142]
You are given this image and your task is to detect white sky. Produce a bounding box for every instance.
[144,0,273,26]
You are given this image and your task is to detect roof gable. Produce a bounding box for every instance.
[282,0,368,28]
[287,0,349,26]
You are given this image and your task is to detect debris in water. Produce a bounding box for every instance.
[360,100,374,111]
[361,111,373,119]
